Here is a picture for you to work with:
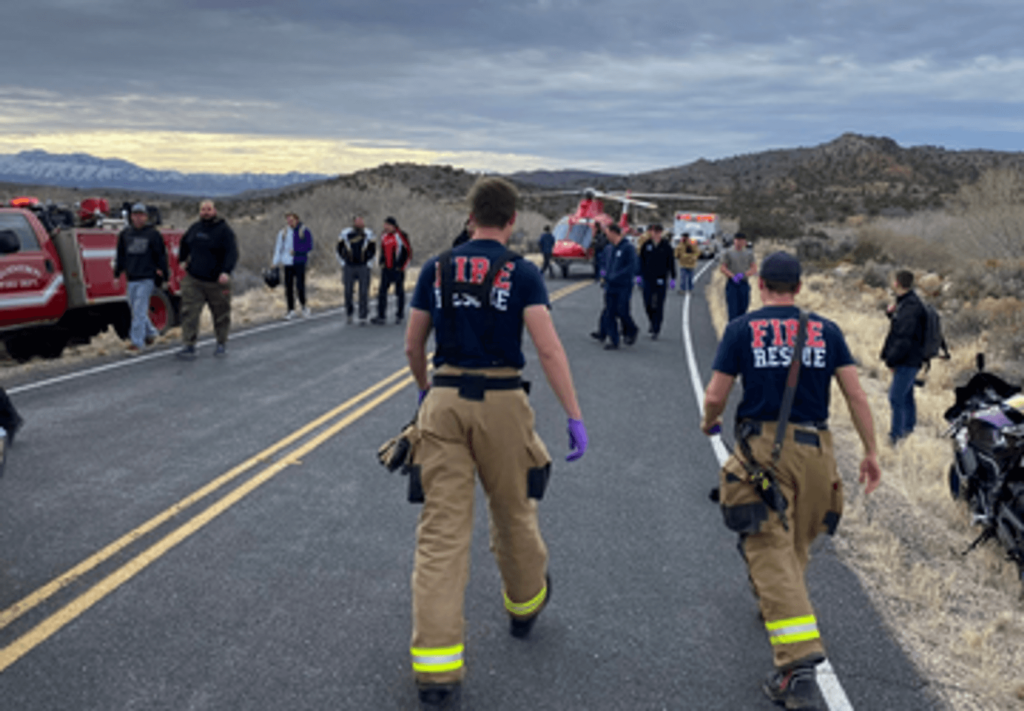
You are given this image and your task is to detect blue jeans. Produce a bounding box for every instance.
[726,278,750,321]
[127,279,159,348]
[602,287,638,346]
[889,366,918,442]
[678,268,694,292]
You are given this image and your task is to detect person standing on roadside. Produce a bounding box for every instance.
[674,232,699,293]
[538,225,555,278]
[272,212,314,320]
[175,200,237,360]
[880,269,927,447]
[702,251,881,711]
[600,223,639,350]
[373,217,412,325]
[404,176,587,710]
[337,216,376,325]
[115,202,168,354]
[720,232,757,321]
[638,223,676,339]
[452,218,474,248]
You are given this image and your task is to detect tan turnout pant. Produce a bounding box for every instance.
[718,421,843,669]
[409,366,552,685]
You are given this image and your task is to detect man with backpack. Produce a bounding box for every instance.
[880,269,929,446]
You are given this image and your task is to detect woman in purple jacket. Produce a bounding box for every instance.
[273,212,314,319]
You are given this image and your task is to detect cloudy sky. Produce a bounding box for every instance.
[2,0,1022,176]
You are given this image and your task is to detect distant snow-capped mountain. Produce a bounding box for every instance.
[0,150,328,196]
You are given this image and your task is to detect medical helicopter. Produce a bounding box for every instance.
[537,188,716,278]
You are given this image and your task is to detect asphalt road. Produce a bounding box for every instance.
[0,264,943,710]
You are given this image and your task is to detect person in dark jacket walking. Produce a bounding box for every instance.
[591,223,609,280]
[373,217,412,325]
[638,223,676,339]
[115,203,169,353]
[175,200,238,359]
[538,225,556,278]
[600,224,638,350]
[272,212,314,319]
[337,216,376,325]
[880,269,927,445]
[0,387,24,447]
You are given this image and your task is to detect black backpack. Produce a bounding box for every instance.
[921,301,950,365]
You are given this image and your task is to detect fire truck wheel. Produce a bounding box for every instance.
[38,331,69,359]
[4,336,34,363]
[148,290,174,335]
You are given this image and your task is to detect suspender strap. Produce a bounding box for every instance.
[772,309,809,464]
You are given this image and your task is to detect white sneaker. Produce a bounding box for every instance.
[302,307,312,318]
[285,311,295,320]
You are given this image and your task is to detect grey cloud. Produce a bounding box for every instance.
[3,0,1024,171]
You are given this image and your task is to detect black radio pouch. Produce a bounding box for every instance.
[527,463,551,500]
[405,464,425,504]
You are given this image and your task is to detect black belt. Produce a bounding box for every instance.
[738,420,827,447]
[432,374,526,401]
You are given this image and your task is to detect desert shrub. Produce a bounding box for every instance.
[949,168,1024,259]
[851,225,955,274]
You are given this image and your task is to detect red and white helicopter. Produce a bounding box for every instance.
[543,188,714,278]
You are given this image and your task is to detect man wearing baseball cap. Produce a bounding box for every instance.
[114,203,168,354]
[701,251,881,710]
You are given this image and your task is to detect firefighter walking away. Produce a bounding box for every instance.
[701,251,881,710]
[403,177,587,709]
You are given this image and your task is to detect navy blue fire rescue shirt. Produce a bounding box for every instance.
[712,305,855,424]
[411,239,549,369]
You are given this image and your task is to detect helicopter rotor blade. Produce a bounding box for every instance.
[616,192,719,202]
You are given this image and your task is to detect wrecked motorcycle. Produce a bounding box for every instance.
[944,355,1024,584]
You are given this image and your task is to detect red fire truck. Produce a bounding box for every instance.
[0,200,185,362]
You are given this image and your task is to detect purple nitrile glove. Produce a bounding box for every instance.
[418,388,429,406]
[566,418,588,462]
[731,273,744,284]
[635,276,642,286]
[599,269,607,278]
[709,423,722,435]
[670,279,676,290]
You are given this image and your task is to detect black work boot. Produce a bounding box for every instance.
[510,574,551,639]
[763,657,826,710]
[418,682,461,710]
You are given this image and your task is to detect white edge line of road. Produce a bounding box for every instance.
[6,306,348,396]
[681,257,854,711]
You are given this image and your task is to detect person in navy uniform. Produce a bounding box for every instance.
[701,251,881,711]
[600,223,638,350]
[638,223,676,339]
[404,177,587,710]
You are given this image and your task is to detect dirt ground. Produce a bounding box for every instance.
[705,257,1024,711]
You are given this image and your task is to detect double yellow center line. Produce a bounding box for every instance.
[0,277,592,674]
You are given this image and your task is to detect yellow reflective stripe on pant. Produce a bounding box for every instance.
[504,583,546,617]
[765,615,820,646]
[410,645,464,674]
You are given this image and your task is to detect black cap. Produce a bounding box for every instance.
[649,223,663,231]
[760,251,801,284]
[384,216,398,227]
